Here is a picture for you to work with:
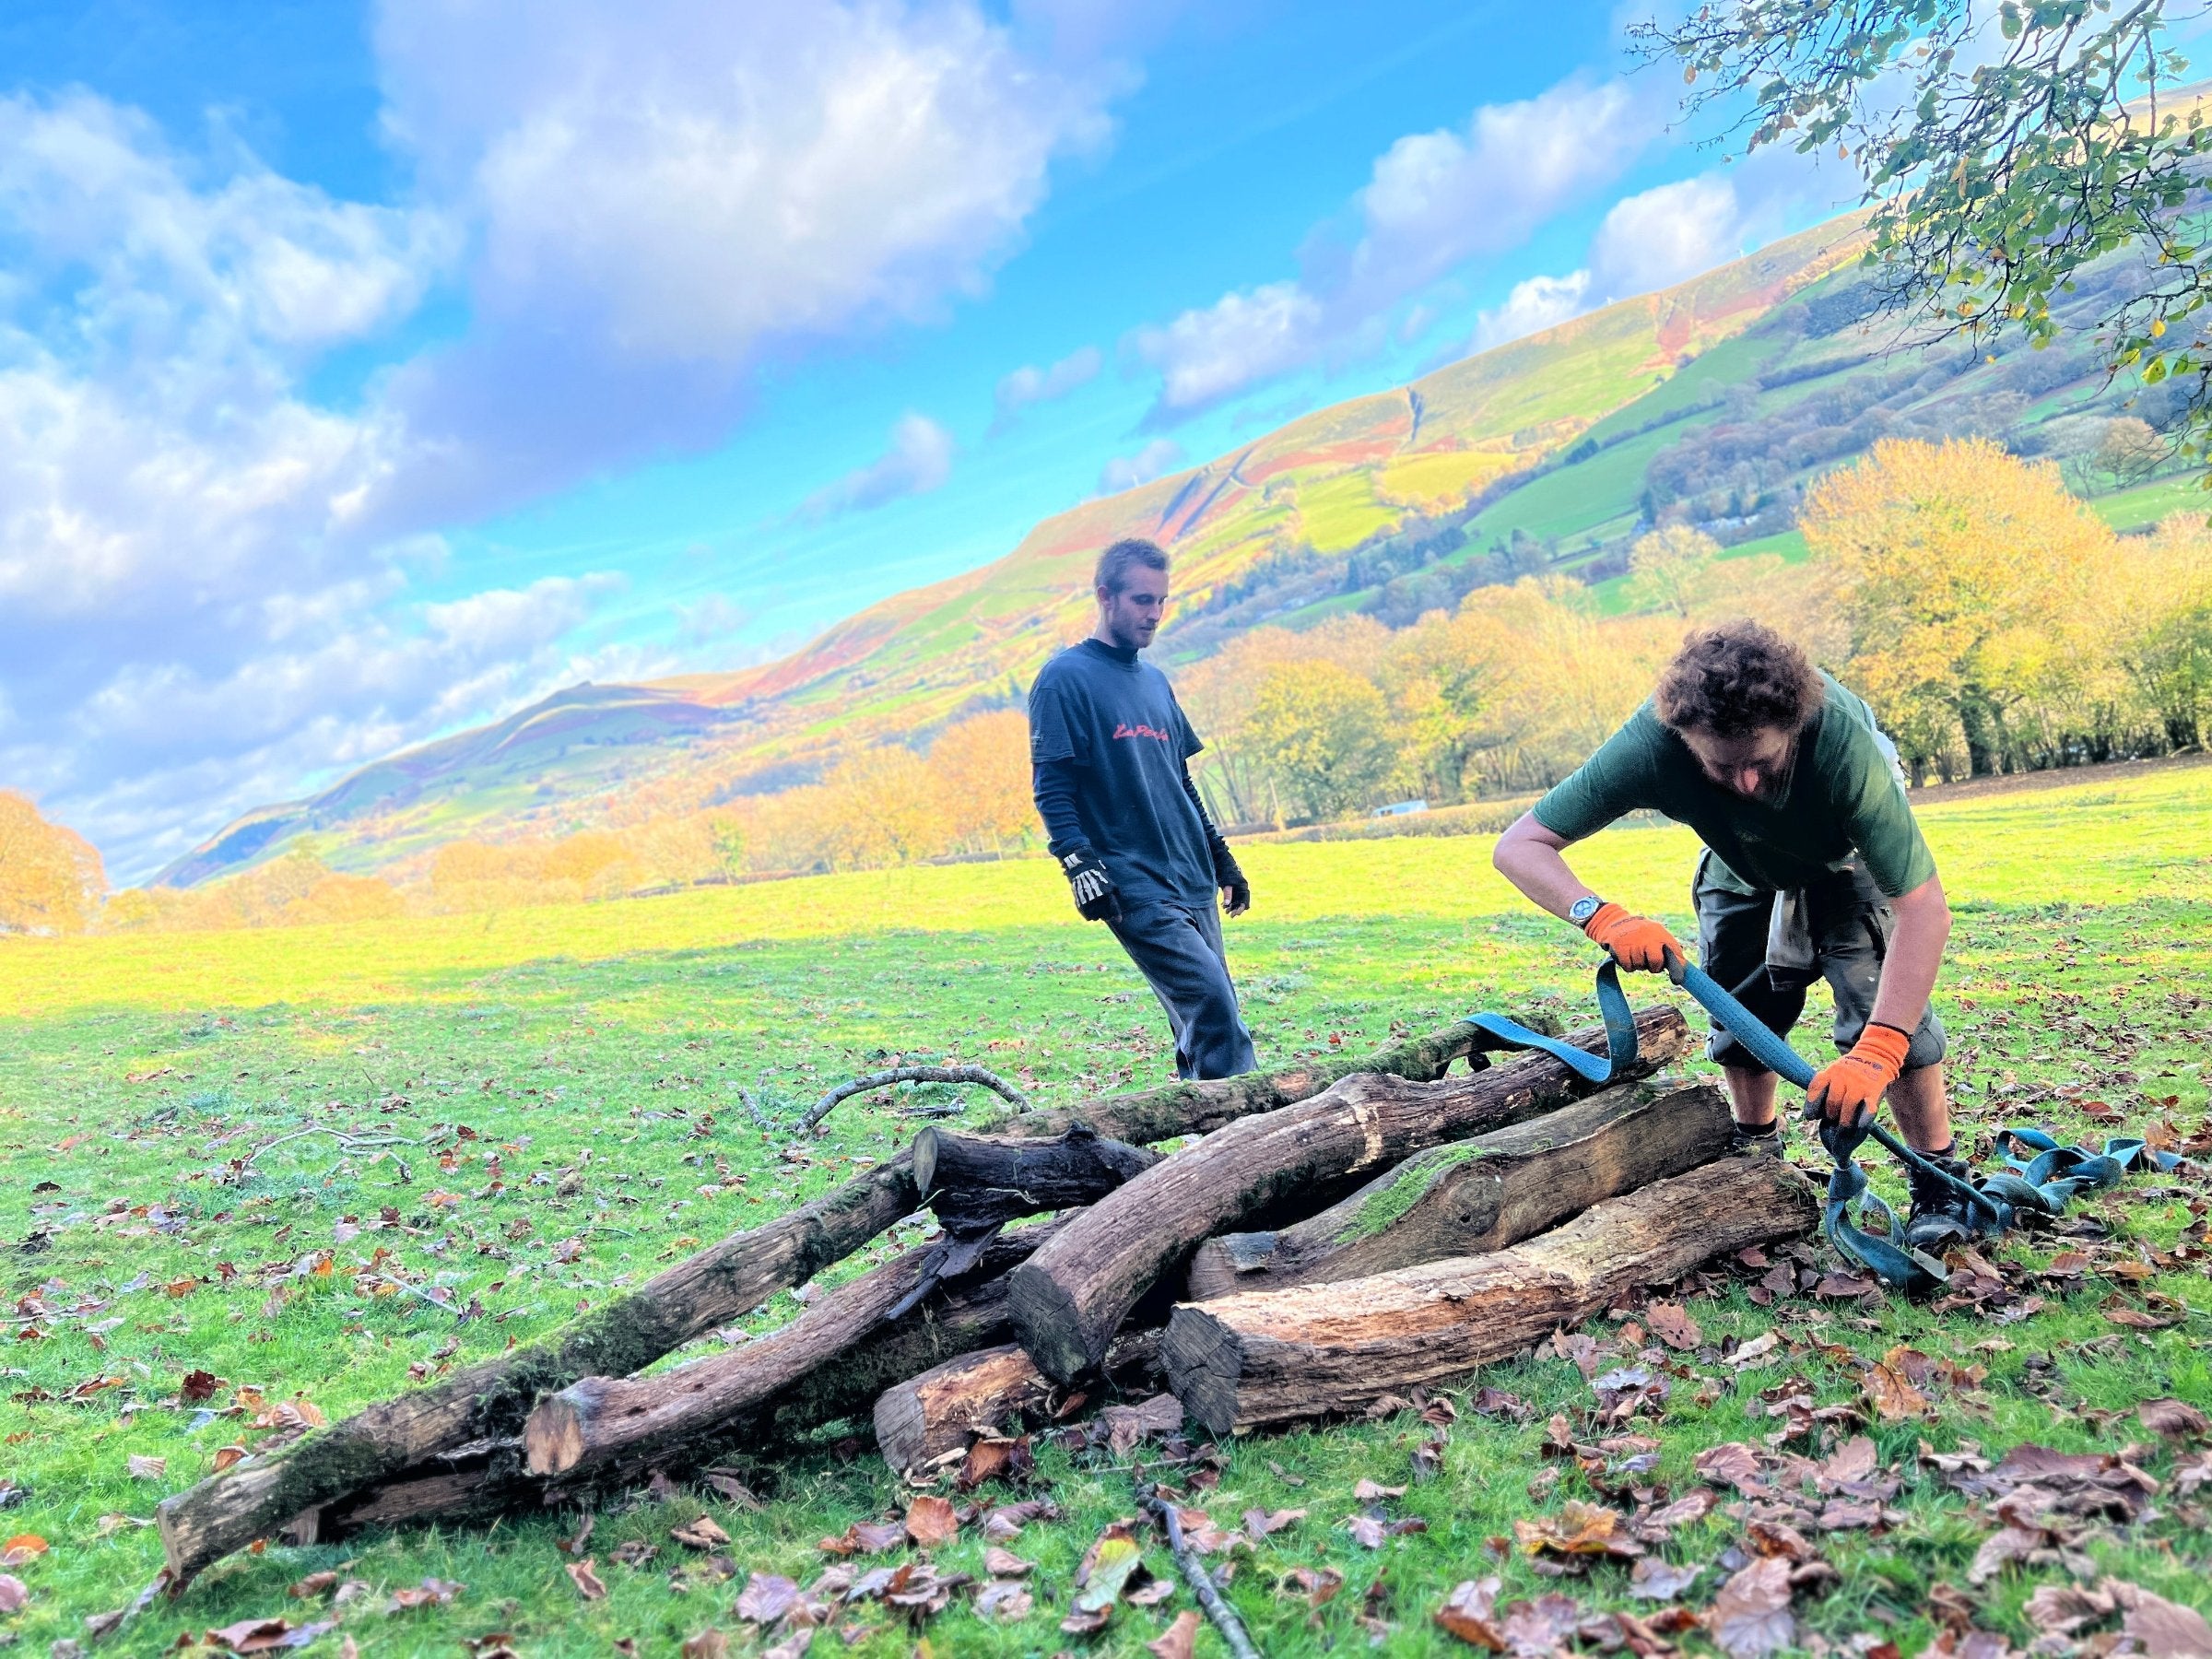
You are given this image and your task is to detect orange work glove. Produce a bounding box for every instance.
[1806,1022,1912,1127]
[1580,901,1683,973]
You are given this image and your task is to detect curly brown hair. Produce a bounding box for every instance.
[1654,619,1824,740]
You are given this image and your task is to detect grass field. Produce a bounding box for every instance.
[3,764,2209,1655]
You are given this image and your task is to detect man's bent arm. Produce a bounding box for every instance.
[1868,873,1950,1038]
[1032,758,1089,857]
[1492,812,1599,919]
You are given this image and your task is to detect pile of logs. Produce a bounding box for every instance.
[157,1005,1821,1588]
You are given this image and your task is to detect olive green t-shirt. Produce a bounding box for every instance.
[1531,675,1937,898]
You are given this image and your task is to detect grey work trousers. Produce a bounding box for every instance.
[1107,900,1258,1081]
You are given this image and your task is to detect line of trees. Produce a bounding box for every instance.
[8,437,2207,937]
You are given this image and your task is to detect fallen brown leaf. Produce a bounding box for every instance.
[1147,1609,1202,1659]
[1710,1556,1794,1659]
[566,1559,607,1601]
[1283,1565,1344,1608]
[679,1630,730,1659]
[2106,1578,2212,1658]
[670,1515,731,1551]
[982,1547,1033,1578]
[1434,1576,1506,1649]
[734,1571,798,1625]
[898,1494,958,1549]
[2138,1398,2211,1441]
[1644,1301,1702,1351]
[0,1574,23,1614]
[975,1580,1033,1622]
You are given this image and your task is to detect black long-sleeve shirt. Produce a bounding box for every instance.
[1026,639,1230,908]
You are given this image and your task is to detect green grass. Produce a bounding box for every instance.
[2,766,2209,1654]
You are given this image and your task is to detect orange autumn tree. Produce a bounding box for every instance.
[930,710,1033,856]
[0,791,106,935]
[1801,437,2112,779]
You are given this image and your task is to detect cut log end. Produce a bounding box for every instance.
[524,1396,587,1477]
[1006,1261,1096,1385]
[1159,1317,1247,1440]
[873,1344,1056,1475]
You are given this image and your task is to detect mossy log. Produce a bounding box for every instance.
[1163,1156,1820,1436]
[873,1329,1165,1477]
[291,1225,1062,1534]
[913,1124,1159,1237]
[159,1152,926,1584]
[1007,1006,1692,1383]
[524,1221,1056,1479]
[978,1017,1488,1145]
[1183,1080,1732,1299]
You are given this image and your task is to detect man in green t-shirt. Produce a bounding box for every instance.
[1492,618,1980,1248]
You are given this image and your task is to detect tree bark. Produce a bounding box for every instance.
[1008,1006,1690,1383]
[158,1152,924,1585]
[912,1124,1159,1236]
[873,1330,1165,1477]
[1163,1156,1819,1436]
[977,1018,1488,1145]
[1183,1081,1732,1299]
[524,1221,1055,1479]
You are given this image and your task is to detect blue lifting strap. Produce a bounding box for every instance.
[1462,951,2179,1295]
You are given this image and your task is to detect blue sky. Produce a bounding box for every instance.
[0,0,1881,878]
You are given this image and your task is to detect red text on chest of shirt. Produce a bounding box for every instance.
[1112,721,1172,743]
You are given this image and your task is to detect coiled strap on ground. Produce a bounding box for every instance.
[1463,954,2177,1294]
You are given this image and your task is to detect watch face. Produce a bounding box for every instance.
[1570,897,1602,924]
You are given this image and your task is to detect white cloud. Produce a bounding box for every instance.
[800,413,957,519]
[1343,78,1655,313]
[1098,437,1184,494]
[1587,174,1747,297]
[1472,271,1594,349]
[1129,281,1325,422]
[1465,173,1758,352]
[1127,75,1664,421]
[376,0,1111,366]
[994,344,1102,426]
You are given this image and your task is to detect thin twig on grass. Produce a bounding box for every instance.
[235,1124,420,1182]
[1141,1484,1265,1659]
[799,1065,1027,1133]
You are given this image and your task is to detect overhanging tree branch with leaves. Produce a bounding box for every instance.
[1633,1,2212,462]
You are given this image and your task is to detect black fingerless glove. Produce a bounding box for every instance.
[1212,845,1251,917]
[1060,846,1121,922]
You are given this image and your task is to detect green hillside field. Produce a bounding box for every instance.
[5,760,2206,1655]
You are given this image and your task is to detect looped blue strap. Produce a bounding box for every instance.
[1462,949,2167,1295]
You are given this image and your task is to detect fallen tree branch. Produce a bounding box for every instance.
[912,1124,1159,1237]
[524,1222,1056,1480]
[1183,1081,1732,1298]
[979,1017,1487,1145]
[1142,1484,1265,1659]
[802,1065,1029,1132]
[1163,1156,1820,1436]
[159,1152,925,1586]
[1009,1007,1691,1382]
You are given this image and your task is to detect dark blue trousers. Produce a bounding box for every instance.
[1107,900,1257,1081]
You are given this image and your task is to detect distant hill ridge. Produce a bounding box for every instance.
[155,216,1883,887]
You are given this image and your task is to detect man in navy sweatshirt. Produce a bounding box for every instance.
[1028,537,1257,1080]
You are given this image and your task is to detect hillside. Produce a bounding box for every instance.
[159,209,2182,887]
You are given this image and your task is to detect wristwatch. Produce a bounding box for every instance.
[1567,895,1606,927]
